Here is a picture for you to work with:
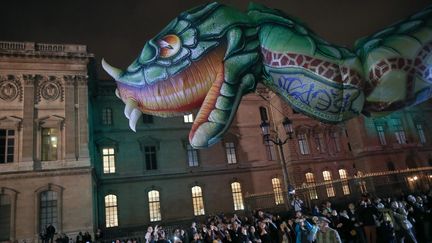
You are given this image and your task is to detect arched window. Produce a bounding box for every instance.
[259,107,268,121]
[338,169,350,195]
[105,194,118,227]
[40,191,58,232]
[271,178,284,205]
[323,171,335,197]
[148,190,161,222]
[0,194,11,241]
[305,172,318,200]
[191,186,205,216]
[231,182,244,210]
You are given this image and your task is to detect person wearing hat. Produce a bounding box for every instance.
[315,217,342,243]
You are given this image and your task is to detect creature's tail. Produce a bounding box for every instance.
[249,3,432,122]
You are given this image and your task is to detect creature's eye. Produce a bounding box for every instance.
[158,35,181,58]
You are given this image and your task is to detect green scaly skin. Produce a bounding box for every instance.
[102,2,432,149]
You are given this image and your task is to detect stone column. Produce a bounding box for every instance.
[64,75,77,161]
[21,75,36,165]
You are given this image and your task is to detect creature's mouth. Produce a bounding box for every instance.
[116,46,226,131]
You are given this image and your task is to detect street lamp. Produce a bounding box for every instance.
[260,117,294,210]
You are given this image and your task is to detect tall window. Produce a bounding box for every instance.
[191,186,205,216]
[105,194,118,227]
[148,190,161,222]
[338,169,350,195]
[416,124,426,144]
[145,146,157,170]
[376,124,387,145]
[323,171,335,197]
[142,114,154,124]
[305,173,318,200]
[0,194,11,241]
[102,147,116,174]
[315,133,326,152]
[392,119,406,144]
[265,141,276,161]
[231,182,244,210]
[331,132,341,152]
[102,108,113,125]
[356,171,368,193]
[298,134,310,155]
[259,107,269,121]
[184,114,194,123]
[187,145,199,167]
[41,128,58,161]
[225,142,237,164]
[271,178,284,205]
[39,191,58,232]
[0,129,14,163]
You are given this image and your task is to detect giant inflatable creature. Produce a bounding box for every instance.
[102,3,432,148]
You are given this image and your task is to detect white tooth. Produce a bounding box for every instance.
[124,99,137,119]
[129,108,142,132]
[115,89,121,99]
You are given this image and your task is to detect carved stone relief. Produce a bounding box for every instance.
[0,75,23,102]
[37,76,64,102]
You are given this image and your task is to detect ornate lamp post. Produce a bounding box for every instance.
[260,117,294,210]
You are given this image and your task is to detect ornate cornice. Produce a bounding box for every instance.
[0,166,93,181]
[0,41,94,59]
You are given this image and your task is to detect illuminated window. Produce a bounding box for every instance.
[392,119,406,144]
[102,108,113,125]
[191,186,205,216]
[323,171,335,197]
[315,133,326,152]
[142,114,153,124]
[39,191,58,232]
[102,147,116,174]
[338,169,350,195]
[0,129,14,163]
[272,178,284,205]
[331,132,341,152]
[416,124,426,144]
[298,134,310,155]
[0,194,11,241]
[357,171,368,193]
[375,124,387,145]
[41,128,58,161]
[265,141,276,161]
[105,194,118,227]
[225,142,237,164]
[184,114,194,123]
[148,190,161,222]
[187,145,199,167]
[305,173,318,200]
[145,146,157,170]
[231,182,244,210]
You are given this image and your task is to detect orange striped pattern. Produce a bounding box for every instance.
[118,46,225,117]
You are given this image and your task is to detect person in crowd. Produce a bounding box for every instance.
[359,197,378,243]
[291,196,304,213]
[390,201,418,243]
[315,217,342,243]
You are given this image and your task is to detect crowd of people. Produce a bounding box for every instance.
[137,192,432,243]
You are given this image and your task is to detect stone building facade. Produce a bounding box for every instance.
[91,78,432,234]
[0,41,94,242]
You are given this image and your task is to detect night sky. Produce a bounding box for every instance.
[1,0,430,79]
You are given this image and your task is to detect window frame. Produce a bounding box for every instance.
[144,146,158,170]
[148,190,162,222]
[225,142,238,164]
[0,129,15,164]
[187,144,199,167]
[392,119,407,144]
[40,128,59,161]
[231,182,244,211]
[416,123,427,144]
[101,107,113,126]
[322,170,336,197]
[338,169,350,195]
[375,124,387,145]
[183,114,194,124]
[102,147,116,174]
[305,172,318,200]
[271,178,284,205]
[104,194,119,228]
[297,134,310,155]
[191,186,205,216]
